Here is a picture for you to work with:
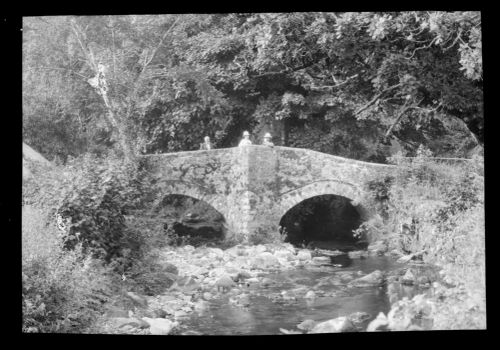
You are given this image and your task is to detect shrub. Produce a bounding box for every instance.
[23,152,155,270]
[22,206,114,333]
[365,151,485,327]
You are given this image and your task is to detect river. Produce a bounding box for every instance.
[178,254,428,335]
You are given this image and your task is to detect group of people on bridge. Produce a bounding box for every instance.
[200,131,274,150]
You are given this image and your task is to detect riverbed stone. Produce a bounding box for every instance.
[297,250,312,261]
[251,252,280,269]
[402,269,416,285]
[143,317,177,335]
[215,274,236,292]
[348,250,367,259]
[311,256,331,265]
[348,312,371,326]
[297,319,317,331]
[125,292,149,308]
[309,317,356,333]
[350,270,385,286]
[274,249,295,261]
[304,291,317,299]
[109,317,149,329]
[367,241,387,255]
[366,312,389,332]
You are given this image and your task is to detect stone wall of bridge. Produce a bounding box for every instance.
[141,146,395,242]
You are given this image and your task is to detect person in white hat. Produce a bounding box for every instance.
[200,136,212,150]
[262,132,274,146]
[238,130,253,147]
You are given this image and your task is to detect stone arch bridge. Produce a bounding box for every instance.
[141,145,395,242]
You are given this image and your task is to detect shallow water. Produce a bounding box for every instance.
[179,255,426,335]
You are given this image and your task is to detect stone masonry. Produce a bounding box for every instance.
[142,145,395,242]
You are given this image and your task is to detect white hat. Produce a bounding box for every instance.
[264,133,272,138]
[243,131,250,136]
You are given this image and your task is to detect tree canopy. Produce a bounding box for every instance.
[23,12,483,163]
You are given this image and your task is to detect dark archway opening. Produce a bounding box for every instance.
[155,195,226,246]
[279,194,365,251]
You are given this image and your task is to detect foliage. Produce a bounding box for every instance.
[23,152,154,269]
[364,151,484,324]
[22,206,115,333]
[23,12,482,163]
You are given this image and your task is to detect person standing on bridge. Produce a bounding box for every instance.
[262,132,274,147]
[200,136,213,150]
[238,131,252,147]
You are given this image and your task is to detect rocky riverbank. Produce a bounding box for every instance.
[94,239,485,335]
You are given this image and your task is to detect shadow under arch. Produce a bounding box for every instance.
[150,182,229,244]
[150,180,228,219]
[277,181,368,248]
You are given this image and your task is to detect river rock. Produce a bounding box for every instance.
[183,245,195,253]
[109,317,149,329]
[125,291,148,308]
[297,250,312,261]
[297,319,317,331]
[367,241,388,255]
[261,277,274,287]
[348,250,367,259]
[163,262,179,275]
[246,277,260,284]
[234,270,252,282]
[348,312,371,326]
[312,256,331,265]
[274,249,295,261]
[153,309,168,318]
[304,291,316,299]
[281,290,296,301]
[208,247,224,258]
[215,274,236,292]
[251,252,280,269]
[309,317,356,333]
[255,245,267,253]
[279,328,303,334]
[202,292,213,300]
[350,270,385,286]
[402,269,416,285]
[366,312,389,332]
[193,300,210,313]
[143,317,177,335]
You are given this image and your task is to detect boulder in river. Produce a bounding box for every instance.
[366,312,389,332]
[348,311,371,326]
[251,252,280,269]
[401,269,416,285]
[109,317,149,329]
[367,241,388,255]
[311,256,331,265]
[297,249,312,261]
[125,291,149,308]
[142,317,177,335]
[309,316,356,333]
[297,319,317,331]
[304,290,316,299]
[350,270,385,286]
[348,250,367,259]
[215,274,236,292]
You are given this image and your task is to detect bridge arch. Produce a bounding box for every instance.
[151,181,228,219]
[276,180,368,246]
[277,180,364,220]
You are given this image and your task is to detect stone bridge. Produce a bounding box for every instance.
[141,146,395,242]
